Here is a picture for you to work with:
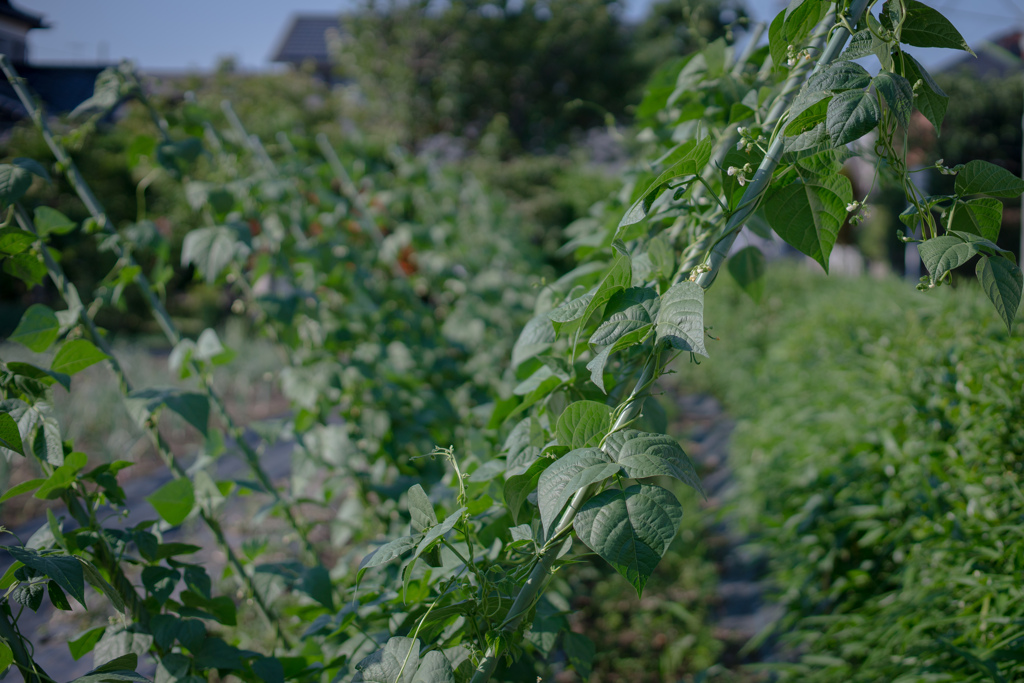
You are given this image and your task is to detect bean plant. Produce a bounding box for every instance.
[0,1,1022,682]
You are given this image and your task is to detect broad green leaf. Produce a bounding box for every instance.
[726,246,766,302]
[615,431,705,497]
[194,328,235,365]
[300,565,335,610]
[504,457,552,525]
[977,255,1022,333]
[763,173,852,272]
[618,136,712,230]
[504,416,544,476]
[10,304,60,352]
[647,232,675,281]
[125,387,209,435]
[413,507,467,557]
[948,197,1002,241]
[0,412,25,455]
[49,579,72,610]
[0,163,33,205]
[538,448,619,535]
[654,281,707,356]
[34,206,77,236]
[564,632,595,680]
[955,160,1024,198]
[251,657,285,683]
[13,158,50,182]
[0,640,11,673]
[360,534,422,570]
[573,483,683,596]
[191,637,250,671]
[80,561,127,615]
[884,0,973,54]
[142,566,179,605]
[785,96,831,137]
[589,287,660,347]
[411,651,455,683]
[767,10,788,72]
[574,249,632,344]
[34,451,88,499]
[1,477,43,502]
[355,637,420,683]
[407,484,437,532]
[69,627,107,661]
[919,235,982,278]
[146,477,195,526]
[0,227,35,255]
[586,326,651,394]
[51,339,109,376]
[873,71,914,129]
[556,401,612,450]
[826,89,881,146]
[837,29,876,62]
[511,314,555,369]
[181,224,250,284]
[900,53,948,133]
[805,60,872,93]
[7,362,71,391]
[3,252,47,287]
[4,546,86,607]
[782,0,830,45]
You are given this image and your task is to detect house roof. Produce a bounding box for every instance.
[271,14,340,65]
[0,0,46,29]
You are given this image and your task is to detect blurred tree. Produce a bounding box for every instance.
[338,0,744,149]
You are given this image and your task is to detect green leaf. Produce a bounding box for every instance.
[586,326,651,394]
[574,249,633,343]
[885,0,974,54]
[356,637,419,683]
[573,483,683,596]
[763,172,852,272]
[194,328,235,366]
[654,281,707,356]
[69,627,107,661]
[768,10,788,72]
[34,451,87,499]
[413,507,467,558]
[511,314,556,369]
[1,477,43,502]
[618,136,712,230]
[360,534,422,570]
[4,546,86,607]
[251,657,285,683]
[181,224,250,284]
[589,287,660,347]
[782,0,829,45]
[0,412,25,455]
[34,206,77,236]
[125,387,209,435]
[555,401,612,450]
[538,448,620,536]
[948,197,1002,241]
[726,246,766,302]
[411,651,455,683]
[407,483,438,532]
[13,158,51,182]
[48,579,72,610]
[647,233,675,282]
[146,478,195,526]
[3,252,47,287]
[10,304,60,352]
[504,457,553,525]
[900,53,948,133]
[919,235,981,278]
[142,566,179,605]
[873,71,914,129]
[563,632,595,680]
[615,431,705,497]
[0,227,36,255]
[6,362,71,391]
[0,641,13,673]
[300,565,335,610]
[955,160,1024,198]
[51,339,109,376]
[0,163,33,205]
[977,255,1022,333]
[785,96,831,137]
[826,89,881,146]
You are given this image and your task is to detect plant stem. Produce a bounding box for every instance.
[0,602,52,683]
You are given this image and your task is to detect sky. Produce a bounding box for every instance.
[16,0,1024,73]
